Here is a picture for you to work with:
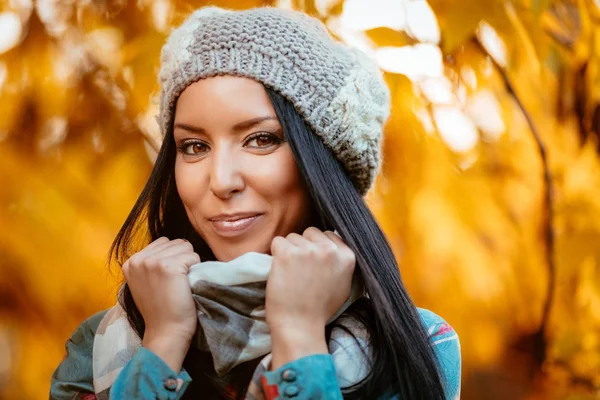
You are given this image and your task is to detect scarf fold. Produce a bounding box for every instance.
[93,252,369,399]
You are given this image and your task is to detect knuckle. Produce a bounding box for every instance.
[271,236,284,253]
[286,246,302,260]
[122,261,130,277]
[141,258,160,273]
[303,226,320,236]
[303,247,317,259]
[179,239,194,251]
[140,260,155,272]
[285,245,299,258]
[156,258,170,270]
[315,243,335,260]
[310,243,325,257]
[185,243,195,253]
[321,241,337,254]
[128,253,142,268]
[285,232,299,241]
[343,249,356,267]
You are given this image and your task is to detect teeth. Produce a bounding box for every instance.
[221,218,253,228]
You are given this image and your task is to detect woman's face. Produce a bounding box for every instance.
[173,76,315,261]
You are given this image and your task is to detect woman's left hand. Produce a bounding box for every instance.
[266,227,356,368]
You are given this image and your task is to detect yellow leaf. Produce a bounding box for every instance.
[365,27,419,48]
[428,0,507,54]
[533,0,553,17]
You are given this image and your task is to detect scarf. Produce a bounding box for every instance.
[92,252,370,399]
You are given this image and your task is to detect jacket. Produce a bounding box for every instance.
[50,308,461,399]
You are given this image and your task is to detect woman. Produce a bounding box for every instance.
[50,6,461,400]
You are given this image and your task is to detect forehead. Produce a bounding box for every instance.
[175,76,276,123]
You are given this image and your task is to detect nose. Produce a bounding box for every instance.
[208,145,245,199]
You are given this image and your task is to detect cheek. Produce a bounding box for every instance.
[175,160,207,214]
[254,150,302,192]
[249,149,312,222]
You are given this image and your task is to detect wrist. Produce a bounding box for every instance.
[142,328,193,373]
[270,323,328,370]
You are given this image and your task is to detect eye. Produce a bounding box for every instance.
[179,140,208,155]
[245,133,282,148]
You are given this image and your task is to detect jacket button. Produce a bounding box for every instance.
[281,368,297,382]
[164,378,178,391]
[284,384,300,397]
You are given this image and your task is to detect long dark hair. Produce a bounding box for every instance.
[109,87,447,399]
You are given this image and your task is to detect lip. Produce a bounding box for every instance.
[208,213,263,237]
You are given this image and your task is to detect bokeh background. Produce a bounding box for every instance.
[1,0,599,398]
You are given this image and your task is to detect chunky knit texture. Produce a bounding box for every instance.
[158,6,390,195]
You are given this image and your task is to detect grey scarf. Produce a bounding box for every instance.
[93,252,369,399]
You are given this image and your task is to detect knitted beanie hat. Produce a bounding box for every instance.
[158,6,390,195]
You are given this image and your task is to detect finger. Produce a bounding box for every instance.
[142,237,174,256]
[122,260,131,279]
[156,238,190,252]
[178,252,201,269]
[155,247,197,264]
[271,236,293,256]
[302,227,331,244]
[324,231,355,265]
[147,238,192,258]
[147,236,170,249]
[285,232,309,247]
[323,230,347,249]
[159,252,201,274]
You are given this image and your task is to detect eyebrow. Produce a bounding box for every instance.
[173,116,278,134]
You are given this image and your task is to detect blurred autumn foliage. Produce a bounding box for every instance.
[0,0,599,398]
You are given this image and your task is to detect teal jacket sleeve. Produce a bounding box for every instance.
[49,312,191,400]
[419,308,462,399]
[50,311,106,400]
[261,354,343,400]
[110,347,192,400]
[261,308,461,400]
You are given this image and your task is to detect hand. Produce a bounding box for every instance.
[122,237,200,372]
[266,227,355,368]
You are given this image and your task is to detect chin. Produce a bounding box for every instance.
[210,239,272,262]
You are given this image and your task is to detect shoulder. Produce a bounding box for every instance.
[50,310,109,399]
[416,308,461,399]
[71,310,109,344]
[59,309,108,361]
[416,308,458,341]
[416,307,460,352]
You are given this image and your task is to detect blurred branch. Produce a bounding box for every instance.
[552,360,598,391]
[543,1,581,48]
[472,37,556,367]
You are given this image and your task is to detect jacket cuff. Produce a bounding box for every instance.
[261,354,343,400]
[111,347,191,399]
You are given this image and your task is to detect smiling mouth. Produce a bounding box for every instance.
[208,214,262,237]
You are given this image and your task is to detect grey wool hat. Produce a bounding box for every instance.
[158,6,390,195]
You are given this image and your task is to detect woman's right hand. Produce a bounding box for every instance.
[122,237,200,372]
